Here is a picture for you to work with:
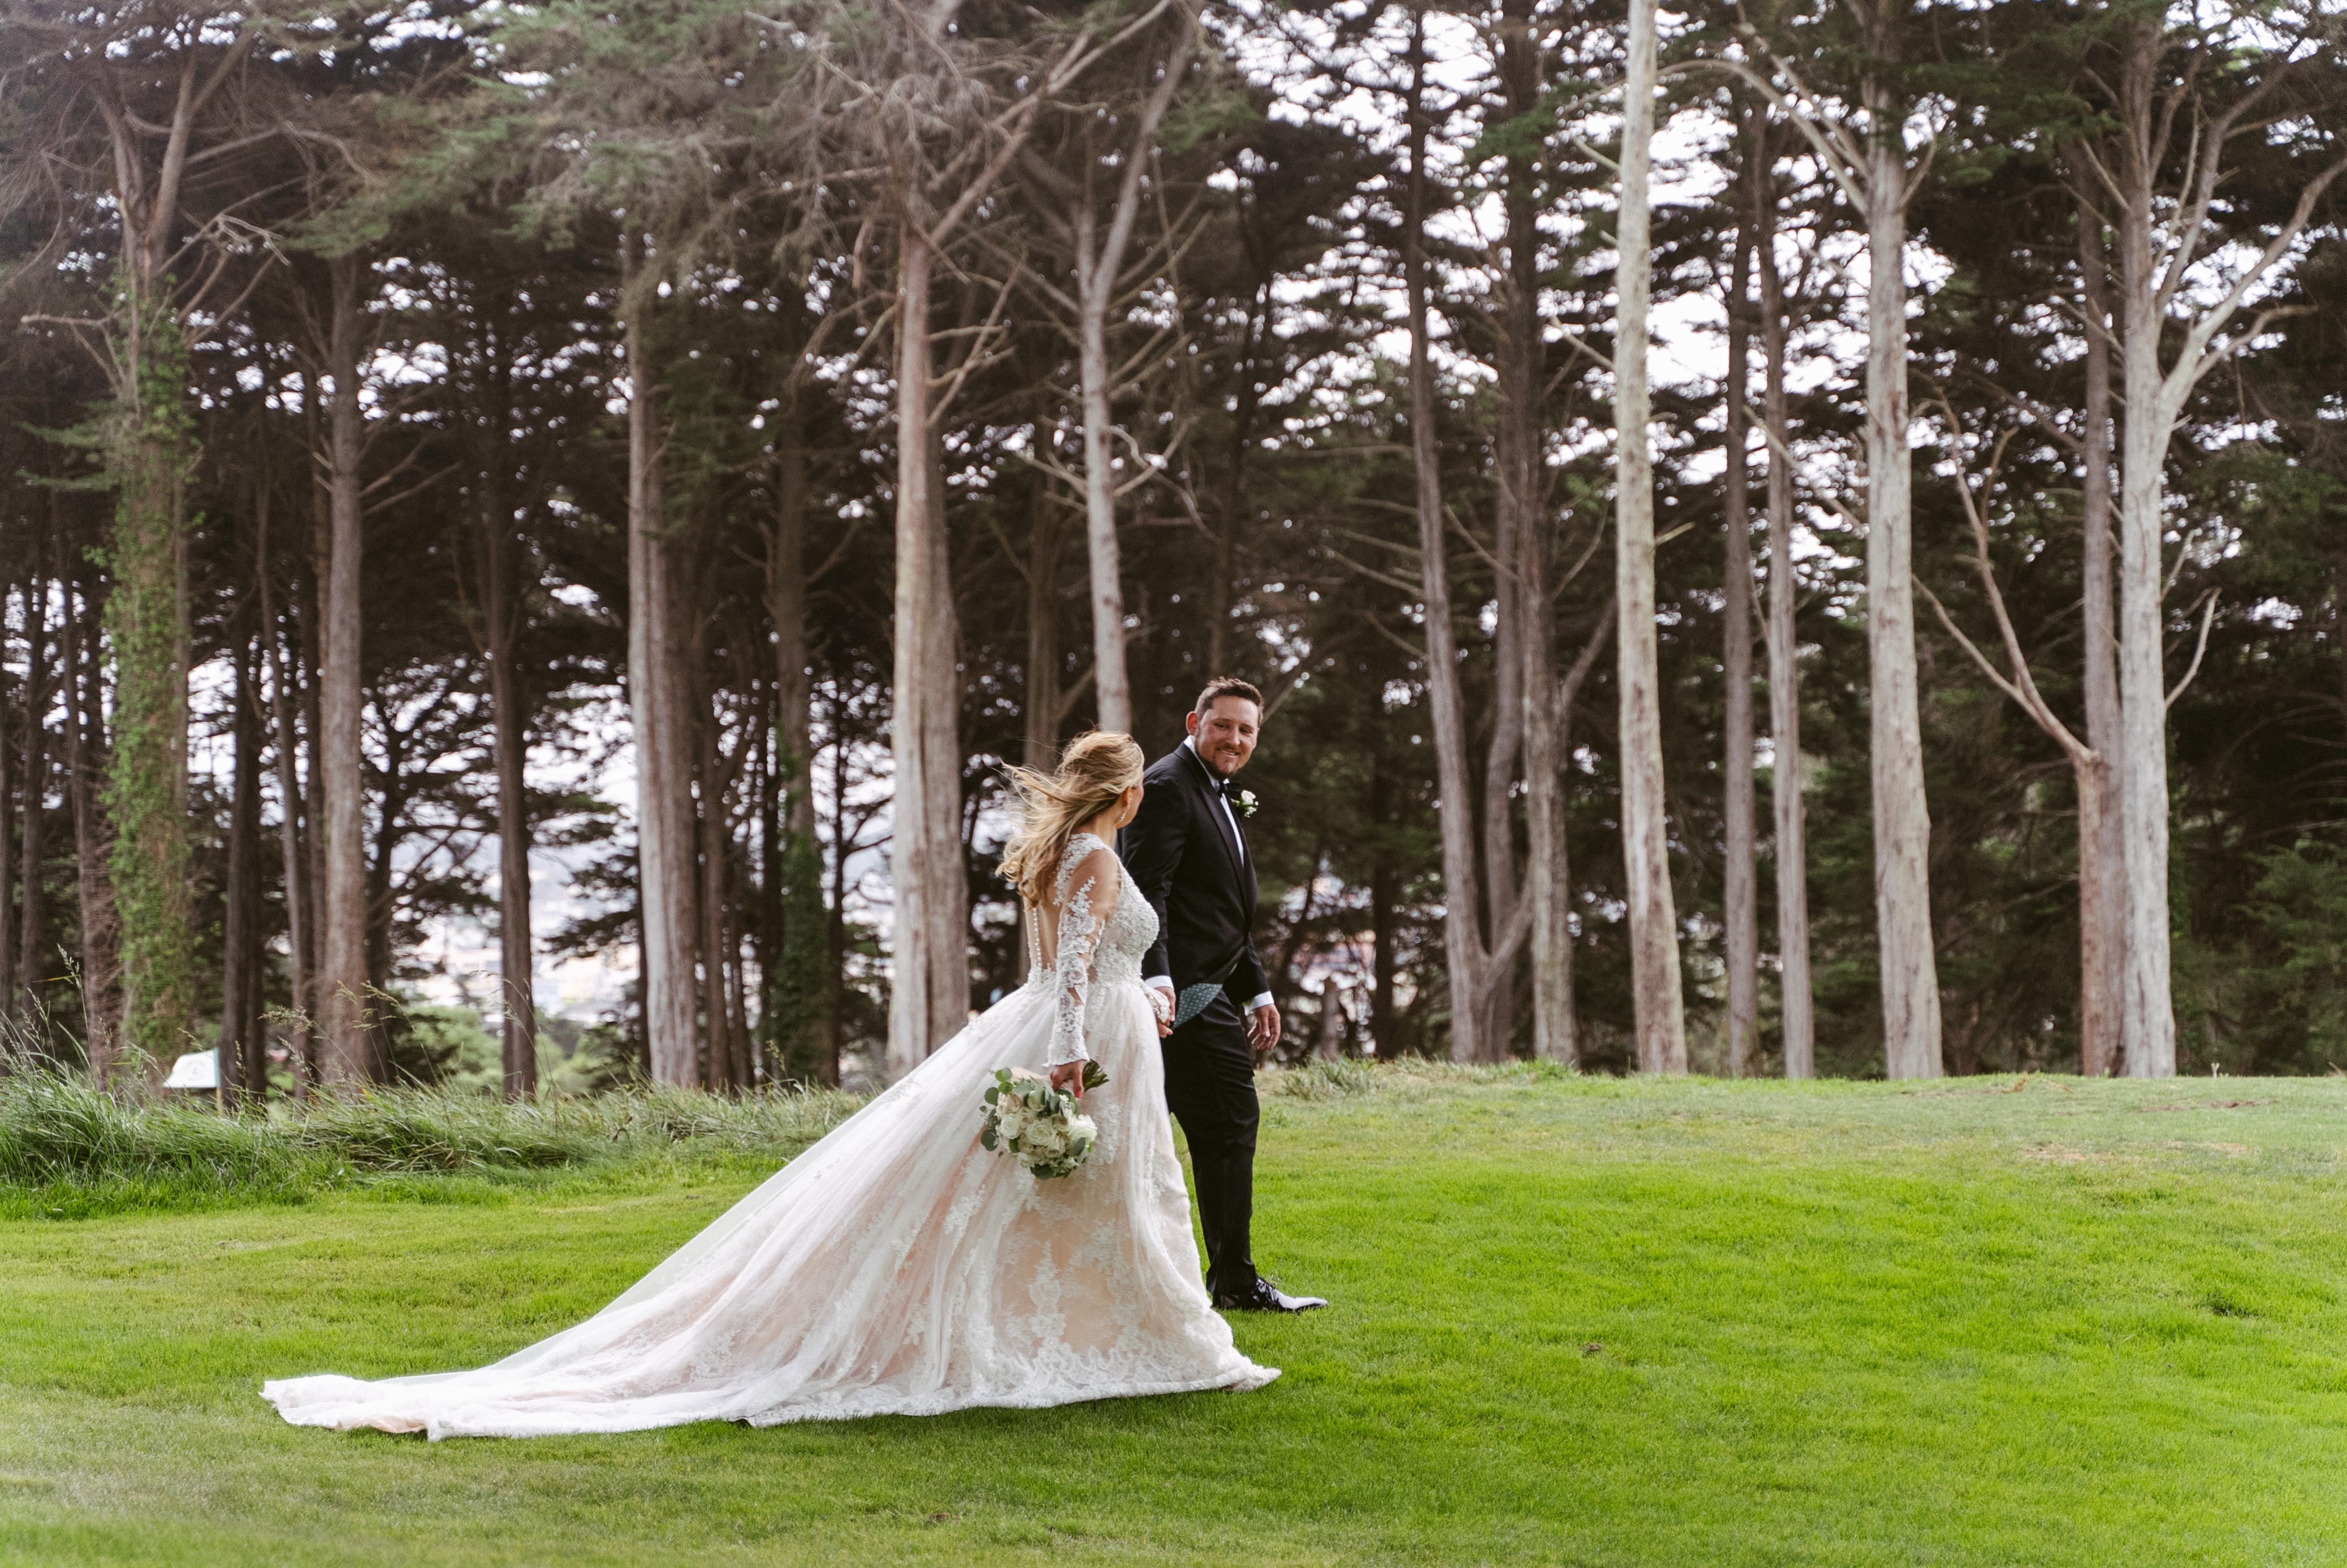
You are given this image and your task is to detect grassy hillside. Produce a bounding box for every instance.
[3,1066,2345,1565]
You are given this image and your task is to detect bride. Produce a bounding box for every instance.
[263,732,1279,1439]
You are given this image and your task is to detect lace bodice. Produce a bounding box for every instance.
[1034,832,1159,1066]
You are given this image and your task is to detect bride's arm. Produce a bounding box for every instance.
[1047,848,1125,1085]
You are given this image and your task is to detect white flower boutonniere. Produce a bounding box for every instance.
[1235,788,1259,818]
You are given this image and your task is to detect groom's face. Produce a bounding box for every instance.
[1187,698,1261,777]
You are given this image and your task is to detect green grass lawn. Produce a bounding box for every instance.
[6,1068,2347,1566]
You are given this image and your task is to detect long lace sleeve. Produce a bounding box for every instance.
[1048,846,1123,1066]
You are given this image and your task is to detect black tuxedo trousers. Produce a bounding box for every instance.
[1160,988,1259,1300]
[1123,744,1269,1301]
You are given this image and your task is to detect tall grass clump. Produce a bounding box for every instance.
[1262,1057,1579,1101]
[0,1069,867,1215]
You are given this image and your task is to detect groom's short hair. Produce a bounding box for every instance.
[1194,676,1263,716]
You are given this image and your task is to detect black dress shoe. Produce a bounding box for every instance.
[1213,1278,1327,1313]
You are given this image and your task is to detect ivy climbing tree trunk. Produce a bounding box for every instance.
[106,285,197,1079]
[76,23,257,1079]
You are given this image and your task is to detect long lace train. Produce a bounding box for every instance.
[261,837,1275,1439]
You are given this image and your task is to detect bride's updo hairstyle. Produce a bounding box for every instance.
[999,731,1145,909]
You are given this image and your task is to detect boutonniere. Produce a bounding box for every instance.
[1235,789,1259,819]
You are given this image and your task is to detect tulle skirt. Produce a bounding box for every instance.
[261,976,1277,1439]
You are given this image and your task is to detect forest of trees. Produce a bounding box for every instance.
[1,0,2342,1096]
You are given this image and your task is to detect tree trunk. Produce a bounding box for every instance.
[766,417,833,1083]
[301,523,328,1085]
[1480,384,1524,1062]
[756,714,783,1060]
[1757,169,1815,1079]
[770,429,815,844]
[1859,21,1942,1080]
[1523,560,1568,1064]
[1529,602,1613,1064]
[824,690,851,1087]
[726,874,754,1087]
[624,242,703,1090]
[1208,286,1268,681]
[885,222,971,1079]
[1615,0,1690,1073]
[98,47,218,1076]
[1066,24,1190,733]
[2113,29,2175,1078]
[1076,215,1133,736]
[317,252,374,1090]
[60,583,123,1081]
[1404,13,1494,1067]
[364,721,400,1074]
[1722,198,1759,1078]
[694,668,735,1091]
[259,513,313,1093]
[2073,187,2125,1078]
[18,561,49,1032]
[218,624,262,1099]
[1367,693,1400,1056]
[484,502,537,1100]
[1,576,17,1027]
[2111,26,2181,1079]
[1026,472,1065,768]
[2113,208,2174,1077]
[106,316,197,1073]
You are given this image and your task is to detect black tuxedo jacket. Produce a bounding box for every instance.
[1120,742,1268,1003]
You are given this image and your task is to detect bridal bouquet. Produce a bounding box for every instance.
[980,1065,1107,1180]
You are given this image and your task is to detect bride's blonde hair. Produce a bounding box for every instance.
[998,731,1145,909]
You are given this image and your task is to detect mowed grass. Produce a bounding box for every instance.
[5,1068,2347,1566]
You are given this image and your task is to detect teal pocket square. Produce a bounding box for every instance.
[1173,983,1224,1029]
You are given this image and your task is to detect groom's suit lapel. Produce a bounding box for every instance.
[1182,743,1247,888]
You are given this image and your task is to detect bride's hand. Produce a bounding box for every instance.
[1048,1060,1088,1097]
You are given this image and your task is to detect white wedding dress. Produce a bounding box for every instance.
[261,834,1277,1439]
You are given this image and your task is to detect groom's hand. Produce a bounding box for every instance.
[1248,1004,1281,1057]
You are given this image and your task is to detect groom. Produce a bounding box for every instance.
[1121,677,1326,1314]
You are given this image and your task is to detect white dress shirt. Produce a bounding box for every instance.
[1144,738,1274,1014]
